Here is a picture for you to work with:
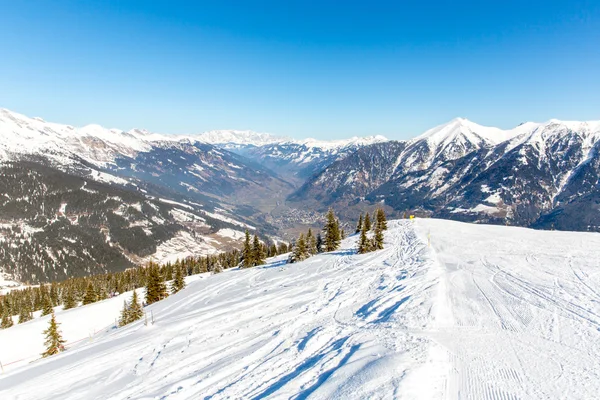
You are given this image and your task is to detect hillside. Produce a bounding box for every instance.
[1,219,599,399]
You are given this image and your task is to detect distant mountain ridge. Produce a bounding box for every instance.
[290,117,600,232]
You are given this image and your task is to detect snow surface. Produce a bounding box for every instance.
[2,219,600,399]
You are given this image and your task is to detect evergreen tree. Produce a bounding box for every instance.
[118,300,130,327]
[307,229,318,255]
[356,214,363,234]
[293,233,308,262]
[41,294,53,316]
[1,312,13,329]
[171,264,186,294]
[375,208,388,230]
[364,213,372,231]
[63,289,76,310]
[146,263,167,305]
[82,282,97,305]
[316,233,323,253]
[41,312,65,358]
[357,220,370,254]
[323,208,341,252]
[18,304,33,324]
[253,234,266,266]
[242,230,254,268]
[373,222,384,250]
[128,290,144,322]
[341,228,346,239]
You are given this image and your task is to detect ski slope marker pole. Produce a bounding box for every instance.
[0,359,4,373]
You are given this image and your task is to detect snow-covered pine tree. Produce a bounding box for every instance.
[376,208,388,230]
[1,312,13,329]
[82,282,97,305]
[356,214,363,234]
[242,230,254,268]
[41,312,65,358]
[253,234,266,266]
[323,209,341,252]
[171,264,186,294]
[364,212,372,231]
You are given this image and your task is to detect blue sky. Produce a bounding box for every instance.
[0,1,599,140]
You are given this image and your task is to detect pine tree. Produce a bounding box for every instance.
[118,300,130,327]
[146,264,168,305]
[375,208,388,230]
[242,230,254,268]
[357,220,370,254]
[253,234,266,266]
[1,312,13,329]
[356,214,363,234]
[293,233,308,262]
[82,282,97,305]
[18,304,33,324]
[41,294,53,316]
[307,229,318,255]
[323,209,341,252]
[373,222,384,250]
[341,228,346,239]
[63,289,76,310]
[171,264,186,294]
[364,213,372,231]
[128,290,144,322]
[41,312,65,357]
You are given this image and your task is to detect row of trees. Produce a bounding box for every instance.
[0,231,291,329]
[357,208,388,254]
[288,209,344,263]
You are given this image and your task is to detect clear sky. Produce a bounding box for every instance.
[0,1,599,140]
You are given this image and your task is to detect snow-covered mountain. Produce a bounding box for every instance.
[291,118,600,231]
[2,219,600,399]
[193,129,291,146]
[229,135,389,181]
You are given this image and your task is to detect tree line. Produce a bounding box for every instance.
[0,234,290,329]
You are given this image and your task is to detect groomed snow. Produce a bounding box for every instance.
[1,219,600,399]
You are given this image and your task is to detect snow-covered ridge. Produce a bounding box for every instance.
[412,117,600,148]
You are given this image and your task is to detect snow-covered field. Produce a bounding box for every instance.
[1,219,600,399]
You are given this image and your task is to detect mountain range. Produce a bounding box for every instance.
[290,117,600,232]
[1,107,599,285]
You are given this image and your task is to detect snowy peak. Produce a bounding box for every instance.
[193,129,291,146]
[291,135,388,149]
[413,117,526,147]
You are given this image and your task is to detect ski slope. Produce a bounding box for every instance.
[1,219,600,399]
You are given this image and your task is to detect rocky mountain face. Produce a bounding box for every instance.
[290,119,600,232]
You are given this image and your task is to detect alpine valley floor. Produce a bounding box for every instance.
[1,219,600,399]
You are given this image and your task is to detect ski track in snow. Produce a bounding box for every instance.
[1,219,600,399]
